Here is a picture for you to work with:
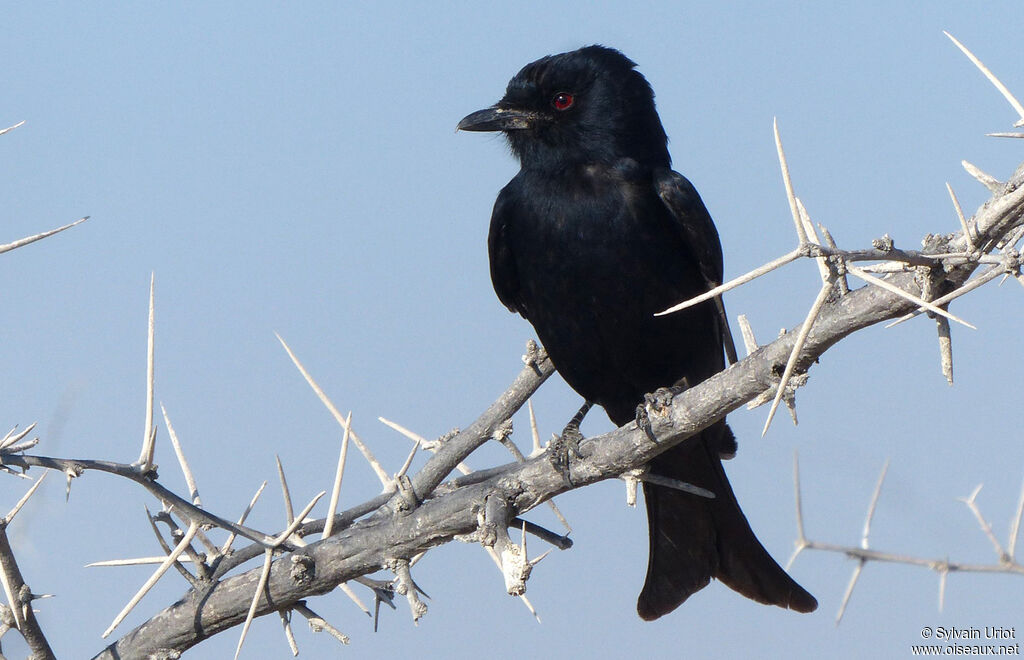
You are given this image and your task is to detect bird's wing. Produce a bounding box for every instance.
[487,188,524,315]
[653,168,723,286]
[654,167,738,364]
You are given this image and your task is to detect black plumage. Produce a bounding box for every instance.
[459,45,816,619]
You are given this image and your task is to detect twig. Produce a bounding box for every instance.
[492,419,572,532]
[4,452,280,550]
[959,485,1009,562]
[791,459,1024,623]
[0,527,55,658]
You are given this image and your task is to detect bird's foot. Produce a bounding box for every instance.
[635,379,689,442]
[634,403,656,442]
[548,431,581,488]
[548,401,592,487]
[644,386,679,413]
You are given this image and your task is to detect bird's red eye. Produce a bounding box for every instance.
[552,92,575,111]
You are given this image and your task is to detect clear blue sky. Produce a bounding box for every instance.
[2,3,1021,658]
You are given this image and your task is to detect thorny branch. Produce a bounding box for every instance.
[0,33,1022,658]
[72,151,1024,655]
[789,456,1024,623]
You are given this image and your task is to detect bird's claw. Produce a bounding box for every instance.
[636,383,687,442]
[644,386,678,413]
[634,404,657,443]
[549,420,584,487]
[561,421,584,459]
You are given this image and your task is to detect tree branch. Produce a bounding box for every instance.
[77,154,1024,657]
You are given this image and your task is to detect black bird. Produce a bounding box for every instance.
[458,45,816,619]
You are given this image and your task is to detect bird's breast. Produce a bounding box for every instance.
[502,169,719,413]
[513,174,695,303]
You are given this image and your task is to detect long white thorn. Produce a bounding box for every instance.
[1008,478,1024,560]
[0,423,36,451]
[787,452,807,571]
[962,160,1002,193]
[337,582,371,617]
[275,333,391,487]
[938,567,949,612]
[378,417,471,475]
[3,473,47,523]
[861,460,889,548]
[737,314,759,356]
[0,120,26,136]
[886,265,1002,328]
[162,404,200,505]
[221,481,268,556]
[774,118,809,244]
[527,400,543,456]
[235,549,274,660]
[87,556,203,567]
[323,411,352,539]
[276,455,294,526]
[763,284,831,436]
[0,216,88,255]
[272,492,325,546]
[944,31,1024,121]
[103,521,199,637]
[138,273,157,468]
[945,182,975,247]
[796,198,829,284]
[295,603,351,644]
[836,561,865,625]
[279,610,298,656]
[846,266,976,329]
[658,247,804,316]
[936,317,954,386]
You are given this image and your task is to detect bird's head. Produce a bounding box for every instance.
[458,45,670,171]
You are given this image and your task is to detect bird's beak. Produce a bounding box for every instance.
[457,106,537,132]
